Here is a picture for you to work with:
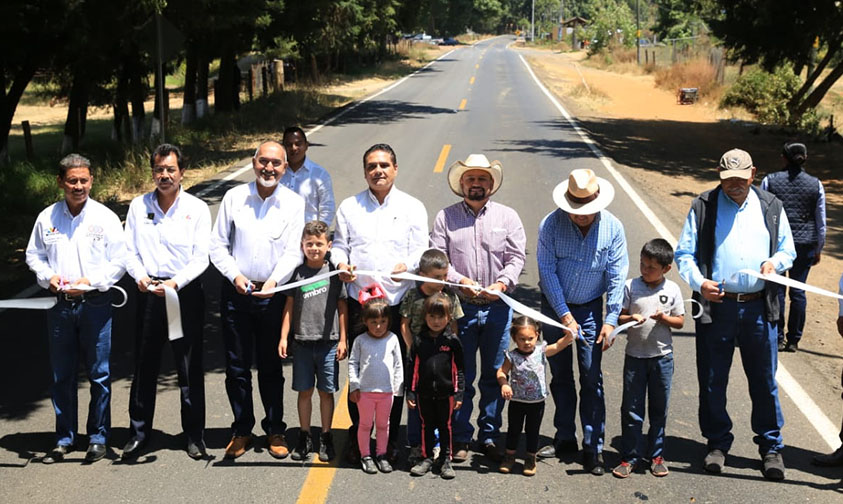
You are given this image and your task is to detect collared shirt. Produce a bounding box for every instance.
[209,181,305,284]
[429,200,526,291]
[124,188,211,289]
[838,273,843,317]
[537,209,629,326]
[331,187,428,305]
[760,174,826,252]
[676,189,795,293]
[280,156,336,226]
[25,198,126,291]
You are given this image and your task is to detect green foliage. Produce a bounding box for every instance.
[585,0,636,53]
[720,66,801,125]
[653,0,710,40]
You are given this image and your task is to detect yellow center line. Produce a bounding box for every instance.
[458,99,467,110]
[294,382,351,504]
[433,144,452,173]
[469,76,475,85]
[475,64,479,69]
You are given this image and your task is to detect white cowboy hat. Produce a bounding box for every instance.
[552,168,615,215]
[447,154,503,197]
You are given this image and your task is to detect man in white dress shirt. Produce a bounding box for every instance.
[281,126,335,226]
[121,144,211,460]
[210,141,305,459]
[25,153,127,464]
[332,143,428,463]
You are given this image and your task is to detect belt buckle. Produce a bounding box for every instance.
[61,292,82,302]
[735,292,747,302]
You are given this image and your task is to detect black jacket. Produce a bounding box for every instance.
[406,329,465,402]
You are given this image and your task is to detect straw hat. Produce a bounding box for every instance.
[447,154,503,197]
[552,168,615,215]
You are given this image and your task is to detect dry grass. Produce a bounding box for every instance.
[654,58,721,99]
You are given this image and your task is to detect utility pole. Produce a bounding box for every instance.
[636,0,641,65]
[531,0,535,42]
[155,11,166,143]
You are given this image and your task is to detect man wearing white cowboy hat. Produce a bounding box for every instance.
[536,168,629,475]
[430,153,526,463]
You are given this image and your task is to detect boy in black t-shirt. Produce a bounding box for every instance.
[279,221,348,461]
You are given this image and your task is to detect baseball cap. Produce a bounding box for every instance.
[718,148,754,179]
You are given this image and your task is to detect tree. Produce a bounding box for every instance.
[706,0,843,122]
[585,0,636,52]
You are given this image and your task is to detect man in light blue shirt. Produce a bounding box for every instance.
[675,148,795,481]
[536,169,629,475]
[282,126,336,226]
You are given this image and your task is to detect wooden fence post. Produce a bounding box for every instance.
[22,121,34,160]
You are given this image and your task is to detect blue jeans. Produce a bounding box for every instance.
[542,295,605,454]
[452,300,512,445]
[776,243,815,344]
[695,298,784,455]
[621,353,673,463]
[220,282,286,436]
[47,294,114,446]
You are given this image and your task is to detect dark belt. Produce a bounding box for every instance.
[458,294,494,306]
[59,289,104,302]
[722,291,764,302]
[250,281,265,291]
[150,276,172,282]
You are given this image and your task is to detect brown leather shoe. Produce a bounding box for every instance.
[224,435,252,459]
[268,434,289,459]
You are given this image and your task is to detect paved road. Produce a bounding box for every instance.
[1,36,841,503]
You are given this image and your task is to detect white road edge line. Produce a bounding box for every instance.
[518,52,840,450]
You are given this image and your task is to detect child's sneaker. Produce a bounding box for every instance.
[650,456,669,477]
[612,460,633,478]
[361,456,378,474]
[318,432,335,462]
[523,453,537,477]
[291,431,312,461]
[410,457,434,476]
[440,458,456,479]
[499,452,516,474]
[376,454,393,473]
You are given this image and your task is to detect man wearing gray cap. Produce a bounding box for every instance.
[675,148,795,480]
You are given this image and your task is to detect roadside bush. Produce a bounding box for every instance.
[655,59,719,97]
[719,66,800,125]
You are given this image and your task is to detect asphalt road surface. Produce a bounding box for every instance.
[1,36,841,503]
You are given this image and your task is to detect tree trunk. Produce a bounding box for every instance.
[182,42,198,124]
[62,72,90,154]
[128,56,146,143]
[788,33,843,113]
[112,67,131,142]
[0,63,37,165]
[216,45,236,112]
[196,50,209,118]
[792,59,843,121]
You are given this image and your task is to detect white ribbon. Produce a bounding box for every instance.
[606,298,703,346]
[732,268,843,300]
[148,284,184,341]
[0,284,128,310]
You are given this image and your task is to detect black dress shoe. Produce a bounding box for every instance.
[537,438,579,459]
[85,443,107,463]
[187,440,207,460]
[783,341,799,353]
[42,444,73,464]
[584,452,605,475]
[121,438,145,460]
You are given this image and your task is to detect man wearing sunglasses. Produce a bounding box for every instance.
[210,141,305,460]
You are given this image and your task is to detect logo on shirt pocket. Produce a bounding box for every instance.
[86,225,104,242]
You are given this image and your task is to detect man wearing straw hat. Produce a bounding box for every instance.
[430,154,526,463]
[675,148,794,480]
[536,168,628,476]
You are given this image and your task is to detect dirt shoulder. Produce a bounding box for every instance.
[522,47,843,396]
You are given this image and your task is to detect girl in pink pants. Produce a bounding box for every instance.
[348,295,404,474]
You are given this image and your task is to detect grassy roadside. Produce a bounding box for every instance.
[0,43,448,297]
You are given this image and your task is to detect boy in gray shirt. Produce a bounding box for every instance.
[612,239,685,479]
[279,221,348,462]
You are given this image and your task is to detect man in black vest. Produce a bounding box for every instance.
[760,142,826,353]
[675,148,796,481]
